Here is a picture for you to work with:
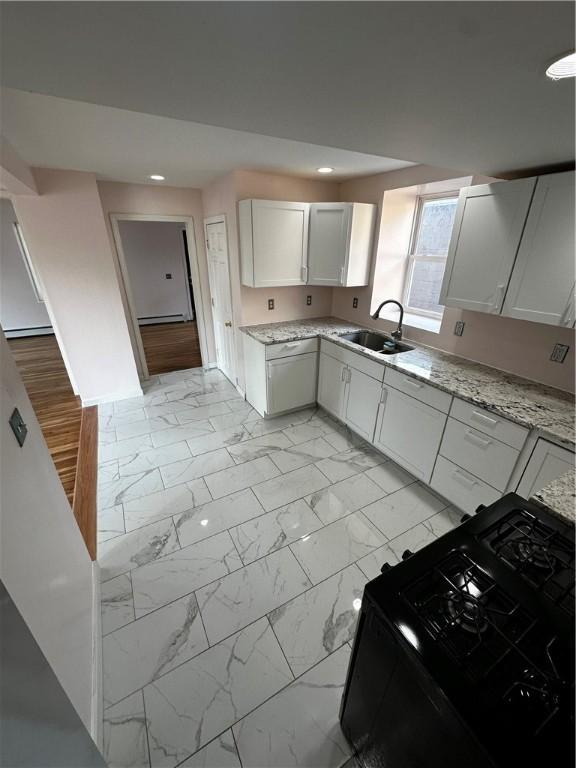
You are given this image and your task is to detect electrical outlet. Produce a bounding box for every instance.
[353,297,359,309]
[306,295,312,306]
[268,298,275,310]
[454,321,465,337]
[550,343,569,363]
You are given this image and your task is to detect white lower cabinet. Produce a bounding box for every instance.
[317,352,347,418]
[266,353,318,415]
[373,384,448,484]
[430,456,501,515]
[342,367,382,441]
[516,439,574,498]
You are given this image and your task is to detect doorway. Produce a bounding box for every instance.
[204,215,235,383]
[110,214,210,379]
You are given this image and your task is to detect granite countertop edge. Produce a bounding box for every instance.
[531,469,576,525]
[239,317,575,450]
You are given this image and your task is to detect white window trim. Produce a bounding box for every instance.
[402,193,458,320]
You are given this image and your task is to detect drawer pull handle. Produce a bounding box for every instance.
[471,411,499,428]
[464,430,492,449]
[404,378,423,389]
[283,342,300,349]
[341,366,347,382]
[453,468,478,489]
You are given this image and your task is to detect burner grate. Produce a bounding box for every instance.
[482,510,574,615]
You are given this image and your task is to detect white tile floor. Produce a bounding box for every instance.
[98,367,459,768]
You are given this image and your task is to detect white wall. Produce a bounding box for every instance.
[118,220,191,321]
[0,330,96,733]
[0,199,52,333]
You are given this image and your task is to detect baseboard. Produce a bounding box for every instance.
[81,387,143,407]
[3,326,54,338]
[90,561,103,750]
[138,314,187,326]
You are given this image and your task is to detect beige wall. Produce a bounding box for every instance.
[97,181,216,366]
[12,169,141,404]
[333,166,575,393]
[1,331,95,732]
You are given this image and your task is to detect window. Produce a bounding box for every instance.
[403,194,458,318]
[13,222,45,302]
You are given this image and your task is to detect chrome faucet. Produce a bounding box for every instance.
[371,299,404,341]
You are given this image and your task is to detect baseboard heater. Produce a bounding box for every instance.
[138,314,188,326]
[4,325,54,338]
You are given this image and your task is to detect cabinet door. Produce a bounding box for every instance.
[373,385,447,483]
[440,178,536,314]
[317,352,347,418]
[343,367,382,442]
[251,200,309,287]
[266,353,318,415]
[516,439,574,499]
[502,172,575,326]
[307,203,351,286]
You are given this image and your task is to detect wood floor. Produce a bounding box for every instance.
[7,334,82,506]
[140,320,202,376]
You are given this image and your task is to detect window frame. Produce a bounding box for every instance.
[403,192,458,320]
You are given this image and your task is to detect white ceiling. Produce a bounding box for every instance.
[0,88,413,187]
[1,2,574,178]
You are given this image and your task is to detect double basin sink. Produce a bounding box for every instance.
[339,330,414,355]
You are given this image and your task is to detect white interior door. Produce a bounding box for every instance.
[205,219,235,382]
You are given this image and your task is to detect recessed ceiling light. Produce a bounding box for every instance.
[149,174,165,181]
[317,167,335,174]
[546,52,576,80]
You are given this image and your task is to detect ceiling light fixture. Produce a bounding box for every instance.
[317,167,334,174]
[149,174,165,181]
[546,52,576,80]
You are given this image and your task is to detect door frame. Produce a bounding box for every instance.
[203,214,237,385]
[109,213,211,380]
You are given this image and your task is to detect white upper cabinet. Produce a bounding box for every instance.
[239,199,309,287]
[440,178,536,314]
[502,171,575,326]
[307,203,376,287]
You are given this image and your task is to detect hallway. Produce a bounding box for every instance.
[140,321,202,376]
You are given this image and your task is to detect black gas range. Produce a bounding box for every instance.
[340,493,575,768]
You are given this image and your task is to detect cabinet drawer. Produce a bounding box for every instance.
[450,399,528,450]
[265,337,318,360]
[440,418,520,492]
[320,339,384,382]
[266,352,318,414]
[431,456,501,515]
[384,368,452,414]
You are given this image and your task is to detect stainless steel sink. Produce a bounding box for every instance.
[339,331,414,355]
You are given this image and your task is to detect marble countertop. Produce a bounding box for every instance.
[240,316,575,449]
[532,469,575,524]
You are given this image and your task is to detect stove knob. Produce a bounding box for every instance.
[401,550,414,561]
[475,504,487,514]
[461,513,472,523]
[380,562,393,573]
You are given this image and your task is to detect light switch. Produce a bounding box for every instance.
[9,407,27,447]
[165,273,172,279]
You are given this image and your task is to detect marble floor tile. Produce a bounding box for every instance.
[364,462,416,494]
[98,504,125,543]
[114,391,168,414]
[306,473,385,525]
[99,434,154,464]
[233,644,352,768]
[174,488,265,547]
[116,413,181,441]
[196,548,311,644]
[98,518,181,582]
[124,479,212,533]
[151,419,216,449]
[98,468,164,510]
[131,531,242,618]
[103,593,208,707]
[204,456,280,499]
[195,390,242,406]
[160,449,235,489]
[230,499,322,565]
[282,422,333,445]
[253,465,331,512]
[179,730,241,768]
[361,482,447,540]
[174,401,233,425]
[208,404,260,432]
[269,564,366,676]
[186,426,248,456]
[316,446,387,483]
[117,441,191,477]
[227,431,293,464]
[165,386,206,404]
[144,617,293,768]
[98,427,117,445]
[424,505,463,535]
[322,428,365,453]
[103,691,149,768]
[269,436,337,474]
[101,573,135,635]
[98,460,120,486]
[99,408,147,430]
[143,398,201,419]
[290,512,386,584]
[159,367,212,384]
[242,408,317,439]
